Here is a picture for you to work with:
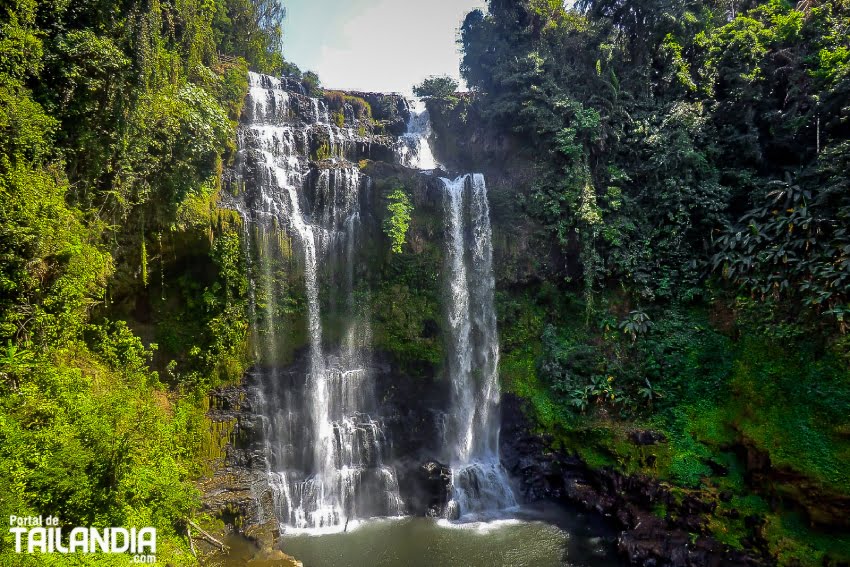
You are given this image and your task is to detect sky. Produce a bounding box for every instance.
[281,0,486,94]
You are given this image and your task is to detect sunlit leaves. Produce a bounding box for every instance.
[0,0,44,82]
[0,161,112,344]
[115,83,231,217]
[384,188,414,254]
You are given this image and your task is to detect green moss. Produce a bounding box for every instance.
[371,240,443,369]
[499,290,559,427]
[762,512,850,566]
[576,444,617,469]
[728,337,850,493]
[371,282,442,367]
[506,363,565,430]
[705,488,770,549]
[652,502,669,519]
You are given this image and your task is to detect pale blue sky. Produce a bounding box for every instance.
[281,0,486,94]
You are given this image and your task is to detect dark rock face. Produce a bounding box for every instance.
[372,352,453,518]
[201,382,281,550]
[425,97,519,175]
[396,459,452,518]
[500,395,766,567]
[629,430,668,446]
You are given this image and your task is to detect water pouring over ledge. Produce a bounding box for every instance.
[440,173,517,520]
[398,98,440,171]
[227,71,515,532]
[399,97,516,519]
[230,71,403,532]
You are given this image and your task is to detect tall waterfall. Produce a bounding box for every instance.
[231,72,402,531]
[441,174,516,518]
[396,97,516,519]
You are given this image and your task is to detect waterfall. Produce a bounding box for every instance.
[231,72,403,531]
[398,99,439,170]
[441,173,516,519]
[396,97,515,519]
[226,72,515,530]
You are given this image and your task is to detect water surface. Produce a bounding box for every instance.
[241,504,623,567]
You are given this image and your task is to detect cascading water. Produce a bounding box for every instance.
[397,98,516,518]
[441,173,516,519]
[230,72,403,531]
[212,71,625,567]
[398,99,439,170]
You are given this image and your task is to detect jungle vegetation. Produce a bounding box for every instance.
[0,0,289,563]
[448,0,850,563]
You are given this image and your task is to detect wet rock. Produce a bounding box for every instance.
[253,548,303,566]
[419,459,453,517]
[618,519,762,567]
[244,518,280,552]
[629,430,668,446]
[199,380,284,556]
[500,394,766,567]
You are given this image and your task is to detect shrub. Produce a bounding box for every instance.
[413,75,459,99]
[383,188,413,254]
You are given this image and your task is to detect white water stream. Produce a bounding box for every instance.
[234,72,403,531]
[441,174,516,518]
[399,98,516,518]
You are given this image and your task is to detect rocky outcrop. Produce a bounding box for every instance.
[425,96,520,175]
[344,90,410,136]
[396,459,453,518]
[500,394,766,567]
[200,382,282,554]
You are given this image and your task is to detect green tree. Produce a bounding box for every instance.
[413,75,459,99]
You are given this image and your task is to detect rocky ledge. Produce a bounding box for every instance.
[198,382,298,563]
[500,394,766,567]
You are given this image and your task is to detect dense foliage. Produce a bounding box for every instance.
[460,0,849,324]
[1,0,847,563]
[0,0,284,562]
[453,0,850,563]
